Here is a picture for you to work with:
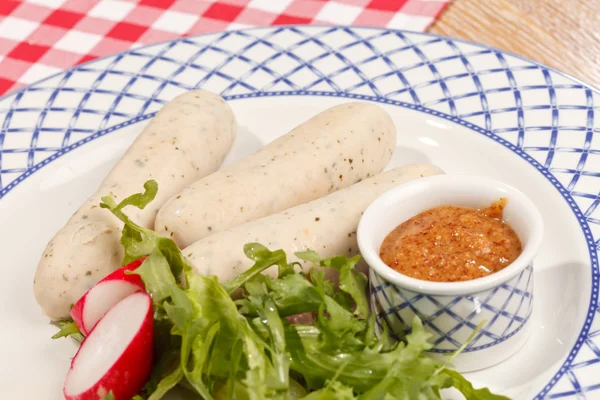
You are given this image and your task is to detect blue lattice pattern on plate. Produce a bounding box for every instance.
[0,26,597,398]
[371,265,533,353]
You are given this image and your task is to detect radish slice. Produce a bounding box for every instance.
[64,291,153,400]
[70,258,146,335]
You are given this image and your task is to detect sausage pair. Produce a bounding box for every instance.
[184,163,443,282]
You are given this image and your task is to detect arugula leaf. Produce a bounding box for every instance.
[265,273,322,317]
[100,180,158,266]
[115,179,158,212]
[221,243,287,294]
[246,294,289,390]
[100,180,189,283]
[317,295,365,351]
[184,321,219,400]
[141,320,182,399]
[338,259,368,318]
[164,286,194,330]
[296,252,368,318]
[286,323,440,393]
[302,382,356,400]
[226,339,244,399]
[51,319,84,343]
[295,249,322,263]
[136,248,179,303]
[103,392,115,400]
[145,358,182,400]
[442,370,511,400]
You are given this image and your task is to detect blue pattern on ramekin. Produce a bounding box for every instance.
[371,264,533,353]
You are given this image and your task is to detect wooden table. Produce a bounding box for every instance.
[430,0,600,89]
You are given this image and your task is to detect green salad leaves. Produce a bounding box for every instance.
[51,319,84,343]
[95,180,510,400]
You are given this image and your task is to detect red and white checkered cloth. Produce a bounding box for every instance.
[0,0,449,96]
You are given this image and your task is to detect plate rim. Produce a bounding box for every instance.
[0,25,598,399]
[1,25,598,103]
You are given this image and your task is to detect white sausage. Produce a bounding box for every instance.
[184,164,443,282]
[34,90,237,320]
[156,102,396,248]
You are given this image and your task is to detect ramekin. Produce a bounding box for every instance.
[357,174,543,372]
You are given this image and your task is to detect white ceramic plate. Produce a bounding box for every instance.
[0,26,598,399]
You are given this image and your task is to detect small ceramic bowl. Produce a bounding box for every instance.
[357,174,543,372]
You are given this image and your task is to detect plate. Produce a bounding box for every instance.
[0,26,598,399]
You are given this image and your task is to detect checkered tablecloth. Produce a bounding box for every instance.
[0,0,449,96]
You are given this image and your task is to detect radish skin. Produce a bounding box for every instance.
[64,292,154,400]
[70,258,146,336]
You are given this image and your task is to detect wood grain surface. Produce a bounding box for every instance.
[430,0,600,89]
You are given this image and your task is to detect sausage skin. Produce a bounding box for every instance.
[156,102,397,248]
[184,163,444,282]
[34,90,237,320]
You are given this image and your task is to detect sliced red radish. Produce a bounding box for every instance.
[70,257,146,335]
[64,291,154,400]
